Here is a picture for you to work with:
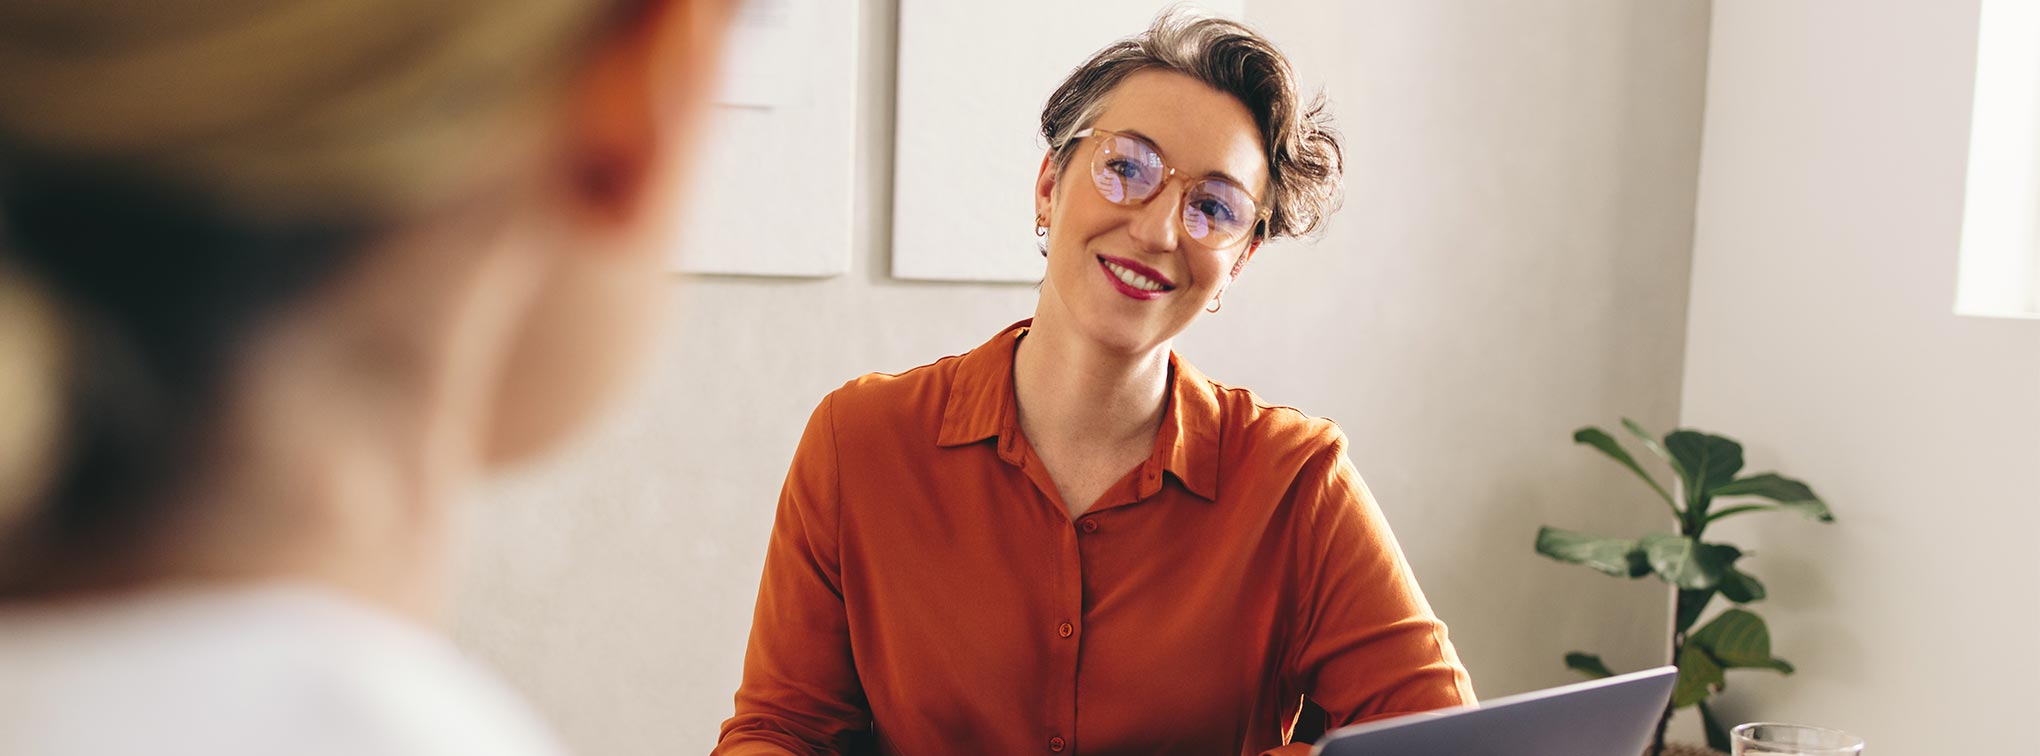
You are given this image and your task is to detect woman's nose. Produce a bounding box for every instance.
[1126,181,1185,254]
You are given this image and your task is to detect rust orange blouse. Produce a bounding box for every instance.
[715,321,1474,756]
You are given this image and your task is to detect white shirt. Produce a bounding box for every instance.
[0,583,567,756]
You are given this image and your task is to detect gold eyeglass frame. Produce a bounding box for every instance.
[1070,127,1271,248]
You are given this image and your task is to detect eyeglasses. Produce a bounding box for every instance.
[1071,127,1268,249]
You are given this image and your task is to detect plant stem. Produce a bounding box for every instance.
[1655,479,1705,755]
[1652,631,1681,755]
[1654,590,1701,755]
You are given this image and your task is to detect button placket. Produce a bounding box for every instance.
[1052,503,1083,756]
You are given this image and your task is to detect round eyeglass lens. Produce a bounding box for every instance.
[1090,134,1165,205]
[1181,179,1256,245]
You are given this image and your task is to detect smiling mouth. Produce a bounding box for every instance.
[1097,255,1177,293]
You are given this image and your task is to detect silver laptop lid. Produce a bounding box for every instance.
[1313,666,1678,756]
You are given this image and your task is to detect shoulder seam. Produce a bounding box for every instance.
[1205,379,1338,428]
[857,352,966,383]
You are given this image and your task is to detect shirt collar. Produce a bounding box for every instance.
[1158,353,1221,500]
[937,319,1221,501]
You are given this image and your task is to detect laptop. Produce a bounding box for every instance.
[1313,666,1678,756]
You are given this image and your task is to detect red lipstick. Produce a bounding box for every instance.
[1096,255,1176,301]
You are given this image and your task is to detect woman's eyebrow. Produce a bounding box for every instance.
[1202,169,1249,187]
[1116,128,1164,154]
[1116,127,1252,187]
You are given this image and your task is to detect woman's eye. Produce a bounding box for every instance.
[1191,197,1237,222]
[1106,158,1144,180]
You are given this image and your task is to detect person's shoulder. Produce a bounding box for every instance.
[0,586,565,756]
[308,616,566,756]
[829,352,966,411]
[1201,375,1347,464]
[809,348,977,441]
[1196,378,1372,529]
[242,589,568,756]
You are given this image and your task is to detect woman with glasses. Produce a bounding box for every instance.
[0,1,734,753]
[717,11,1474,756]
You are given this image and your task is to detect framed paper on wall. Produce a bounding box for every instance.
[668,0,858,278]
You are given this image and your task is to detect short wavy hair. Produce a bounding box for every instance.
[1040,10,1344,242]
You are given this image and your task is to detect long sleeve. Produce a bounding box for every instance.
[714,395,872,755]
[1271,434,1475,755]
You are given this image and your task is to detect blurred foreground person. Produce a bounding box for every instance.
[0,1,734,753]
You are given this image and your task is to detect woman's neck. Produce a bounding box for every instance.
[153,218,540,625]
[0,309,475,625]
[5,215,540,625]
[1011,310,1171,454]
[163,333,475,624]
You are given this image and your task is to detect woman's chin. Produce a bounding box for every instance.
[1072,308,1175,357]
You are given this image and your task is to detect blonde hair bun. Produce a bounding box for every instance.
[0,264,66,531]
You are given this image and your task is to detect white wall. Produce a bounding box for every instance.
[1681,0,2040,752]
[450,2,1714,753]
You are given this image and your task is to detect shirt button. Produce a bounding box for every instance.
[1079,519,1099,534]
[1057,622,1074,638]
[1049,736,1066,752]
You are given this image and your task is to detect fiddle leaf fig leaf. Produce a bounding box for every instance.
[1574,427,1679,510]
[1621,418,1684,478]
[1565,652,1616,679]
[1707,473,1834,523]
[1690,609,1795,674]
[1671,644,1724,708]
[1676,589,1716,634]
[1718,567,1767,604]
[1665,431,1744,516]
[1641,533,1741,590]
[1536,527,1650,578]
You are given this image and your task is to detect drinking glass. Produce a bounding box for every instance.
[1731,723,1864,755]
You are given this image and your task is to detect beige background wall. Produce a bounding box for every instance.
[1681,0,2040,752]
[450,2,1714,753]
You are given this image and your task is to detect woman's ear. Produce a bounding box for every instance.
[561,0,735,228]
[1230,240,1259,279]
[1034,150,1059,224]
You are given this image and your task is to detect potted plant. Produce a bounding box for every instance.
[1534,419,1834,755]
